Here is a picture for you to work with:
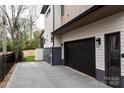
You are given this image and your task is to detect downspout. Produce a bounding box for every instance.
[52,5,55,65]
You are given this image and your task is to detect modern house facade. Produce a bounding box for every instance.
[41,5,124,88]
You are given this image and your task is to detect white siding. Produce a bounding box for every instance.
[61,12,124,74]
[44,6,53,48]
[121,31,124,76]
[95,35,105,70]
[43,5,62,48]
[54,6,62,47]
[54,34,61,47]
[54,5,61,30]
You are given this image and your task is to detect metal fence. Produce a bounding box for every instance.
[0,52,15,81]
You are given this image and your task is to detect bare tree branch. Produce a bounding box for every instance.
[0,6,12,32]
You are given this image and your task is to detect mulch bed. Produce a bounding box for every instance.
[0,63,17,88]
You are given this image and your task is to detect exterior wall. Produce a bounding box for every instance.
[121,76,124,87]
[43,5,62,65]
[42,5,124,86]
[96,69,105,83]
[54,5,62,30]
[61,5,93,25]
[43,5,62,48]
[35,48,43,60]
[43,48,52,64]
[61,12,124,77]
[43,47,63,65]
[52,47,64,65]
[43,5,96,64]
[121,31,124,76]
[44,5,53,48]
[54,6,62,48]
[54,34,61,47]
[43,6,53,64]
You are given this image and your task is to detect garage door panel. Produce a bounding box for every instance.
[65,38,95,77]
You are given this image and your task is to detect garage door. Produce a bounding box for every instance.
[64,38,95,77]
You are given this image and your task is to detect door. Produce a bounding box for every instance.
[64,38,95,77]
[105,32,121,87]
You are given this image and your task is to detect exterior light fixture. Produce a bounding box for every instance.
[61,43,63,46]
[51,34,53,42]
[96,38,101,48]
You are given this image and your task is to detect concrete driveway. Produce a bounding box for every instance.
[6,62,110,88]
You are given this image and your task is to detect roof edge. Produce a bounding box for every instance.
[41,5,49,14]
[52,5,104,34]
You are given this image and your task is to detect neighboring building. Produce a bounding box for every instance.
[41,5,124,88]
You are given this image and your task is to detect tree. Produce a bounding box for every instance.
[28,5,40,48]
[0,40,2,52]
[7,39,13,51]
[0,5,29,61]
[31,29,41,49]
[0,5,28,51]
[0,5,42,61]
[0,6,7,53]
[22,31,30,50]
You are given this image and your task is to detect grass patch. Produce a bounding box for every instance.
[24,56,35,62]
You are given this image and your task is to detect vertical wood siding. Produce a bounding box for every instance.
[61,5,93,25]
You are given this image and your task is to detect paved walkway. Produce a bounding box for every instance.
[6,62,110,88]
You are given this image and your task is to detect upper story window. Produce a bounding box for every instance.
[46,8,51,17]
[51,34,53,42]
[61,5,64,16]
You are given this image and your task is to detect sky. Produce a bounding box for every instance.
[2,5,45,38]
[37,14,44,29]
[23,5,45,30]
[6,5,45,30]
[34,5,44,30]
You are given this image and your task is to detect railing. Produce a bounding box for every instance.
[0,52,15,81]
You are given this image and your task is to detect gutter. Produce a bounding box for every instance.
[41,5,49,14]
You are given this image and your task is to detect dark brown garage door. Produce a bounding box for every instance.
[64,37,96,77]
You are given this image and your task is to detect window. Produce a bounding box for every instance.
[51,34,53,42]
[43,38,46,44]
[46,8,51,17]
[61,5,64,16]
